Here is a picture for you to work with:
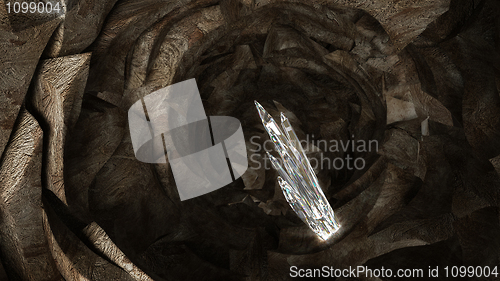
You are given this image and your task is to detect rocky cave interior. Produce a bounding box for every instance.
[1,0,500,280]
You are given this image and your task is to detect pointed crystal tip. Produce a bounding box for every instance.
[254,101,265,114]
[254,100,267,120]
[280,112,287,122]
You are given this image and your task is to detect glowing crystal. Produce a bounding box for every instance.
[255,101,340,240]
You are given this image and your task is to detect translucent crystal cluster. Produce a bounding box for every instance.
[255,101,340,240]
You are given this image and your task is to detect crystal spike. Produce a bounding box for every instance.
[255,101,340,240]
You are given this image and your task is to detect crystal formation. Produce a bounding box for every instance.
[255,101,341,240]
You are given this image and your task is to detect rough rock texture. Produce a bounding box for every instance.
[1,0,500,280]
